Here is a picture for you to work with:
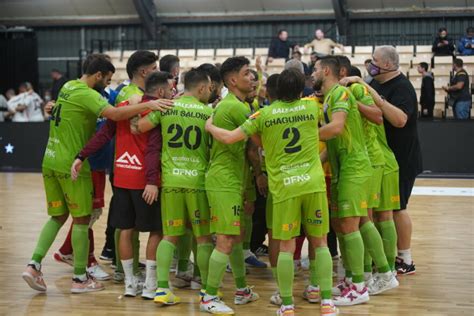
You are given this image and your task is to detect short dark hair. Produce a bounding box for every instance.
[349,66,362,77]
[220,56,250,85]
[278,29,287,35]
[335,55,351,73]
[293,51,302,57]
[145,71,173,94]
[159,55,180,73]
[438,27,447,33]
[266,74,280,101]
[277,69,305,102]
[364,58,372,64]
[184,69,210,90]
[467,26,474,33]
[454,58,464,68]
[419,62,429,71]
[84,54,115,76]
[249,69,259,82]
[196,63,222,84]
[82,53,111,74]
[51,68,62,74]
[126,50,158,79]
[318,56,340,77]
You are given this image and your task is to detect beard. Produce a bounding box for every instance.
[93,80,106,92]
[208,90,219,104]
[312,78,323,92]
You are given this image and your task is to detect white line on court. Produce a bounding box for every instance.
[412,186,474,197]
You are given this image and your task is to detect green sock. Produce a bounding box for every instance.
[197,243,213,289]
[315,247,333,300]
[177,230,193,273]
[114,229,123,273]
[360,222,390,273]
[132,231,140,274]
[271,267,279,286]
[243,213,252,250]
[277,252,294,305]
[156,239,176,288]
[379,220,398,271]
[343,231,365,283]
[72,224,89,276]
[206,249,229,296]
[309,259,317,286]
[229,242,246,288]
[31,218,63,263]
[337,232,352,277]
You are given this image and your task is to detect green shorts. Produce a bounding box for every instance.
[266,192,273,230]
[368,166,384,209]
[272,192,329,241]
[207,191,243,235]
[43,167,93,218]
[374,172,401,212]
[161,188,210,237]
[330,176,370,219]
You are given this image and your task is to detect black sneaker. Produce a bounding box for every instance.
[254,245,269,256]
[395,257,416,275]
[99,248,114,261]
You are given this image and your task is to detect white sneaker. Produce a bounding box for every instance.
[368,272,399,295]
[333,284,369,306]
[87,263,111,281]
[200,296,234,314]
[276,304,295,316]
[332,277,351,296]
[124,277,143,297]
[173,270,192,288]
[269,291,282,306]
[135,271,146,284]
[113,271,124,283]
[321,300,339,316]
[300,257,310,271]
[71,276,104,294]
[141,284,157,300]
[302,284,320,303]
[190,276,202,290]
[234,286,259,305]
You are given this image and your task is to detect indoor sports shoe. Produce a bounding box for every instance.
[22,264,47,292]
[332,277,351,296]
[234,286,259,305]
[87,263,111,281]
[395,257,416,275]
[333,284,369,306]
[124,277,142,297]
[154,288,181,305]
[113,271,124,283]
[71,276,104,294]
[191,276,202,290]
[270,291,282,306]
[245,252,268,268]
[302,284,321,303]
[368,272,399,295]
[200,296,234,314]
[173,270,192,288]
[254,245,268,256]
[99,248,114,261]
[141,284,157,300]
[320,300,338,316]
[53,251,74,266]
[199,289,224,299]
[276,304,295,316]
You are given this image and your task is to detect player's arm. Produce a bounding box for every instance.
[319,111,347,141]
[137,113,159,133]
[358,102,383,125]
[101,99,173,121]
[320,148,328,164]
[246,139,267,196]
[142,127,161,205]
[205,116,246,144]
[340,76,407,128]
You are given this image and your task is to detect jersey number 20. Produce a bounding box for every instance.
[168,124,202,150]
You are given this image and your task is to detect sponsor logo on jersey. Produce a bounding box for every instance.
[341,201,351,211]
[232,221,241,227]
[173,168,198,177]
[283,174,311,186]
[338,91,348,101]
[282,221,298,232]
[48,200,63,208]
[167,219,183,227]
[249,111,261,120]
[391,195,400,202]
[315,209,322,218]
[211,215,218,223]
[361,200,368,209]
[116,151,142,170]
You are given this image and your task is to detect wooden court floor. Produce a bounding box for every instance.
[0,173,473,315]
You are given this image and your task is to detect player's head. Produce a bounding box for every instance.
[266,73,280,103]
[245,69,259,104]
[417,62,429,74]
[277,69,305,102]
[453,58,464,71]
[5,88,15,100]
[220,56,253,95]
[18,82,28,93]
[312,56,339,91]
[84,54,115,90]
[126,50,158,80]
[466,26,474,38]
[184,69,212,104]
[278,29,288,41]
[159,54,180,78]
[196,63,223,103]
[349,66,362,77]
[370,46,399,80]
[315,29,324,40]
[438,27,448,38]
[145,71,175,100]
[335,55,351,78]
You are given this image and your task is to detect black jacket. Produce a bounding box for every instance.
[432,36,455,56]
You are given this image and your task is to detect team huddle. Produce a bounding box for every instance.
[22,50,409,316]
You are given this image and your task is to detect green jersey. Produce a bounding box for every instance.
[350,83,385,167]
[374,124,399,175]
[115,83,143,105]
[322,84,372,182]
[241,99,326,203]
[147,95,212,189]
[205,92,251,193]
[42,79,110,177]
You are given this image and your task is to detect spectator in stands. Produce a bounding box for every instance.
[417,62,435,118]
[267,29,298,62]
[7,82,44,122]
[0,93,8,122]
[159,54,180,95]
[304,29,344,55]
[308,52,319,72]
[291,50,310,75]
[283,59,313,97]
[50,68,67,101]
[443,58,471,119]
[5,89,15,100]
[364,59,374,83]
[432,27,455,57]
[458,26,474,56]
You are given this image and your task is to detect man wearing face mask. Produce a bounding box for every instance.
[340,46,422,276]
[432,27,455,57]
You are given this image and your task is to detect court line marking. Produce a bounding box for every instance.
[412,186,473,197]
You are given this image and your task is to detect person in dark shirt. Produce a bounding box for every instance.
[341,45,422,276]
[417,62,435,118]
[291,50,311,75]
[267,29,298,62]
[50,69,68,101]
[432,27,455,57]
[443,58,472,119]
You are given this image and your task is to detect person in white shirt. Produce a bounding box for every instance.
[8,82,44,122]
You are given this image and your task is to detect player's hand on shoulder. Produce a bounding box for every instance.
[339,76,361,86]
[148,99,174,112]
[128,94,142,105]
[205,115,214,132]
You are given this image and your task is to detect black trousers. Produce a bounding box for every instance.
[250,184,268,252]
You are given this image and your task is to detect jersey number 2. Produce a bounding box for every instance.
[283,127,301,153]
